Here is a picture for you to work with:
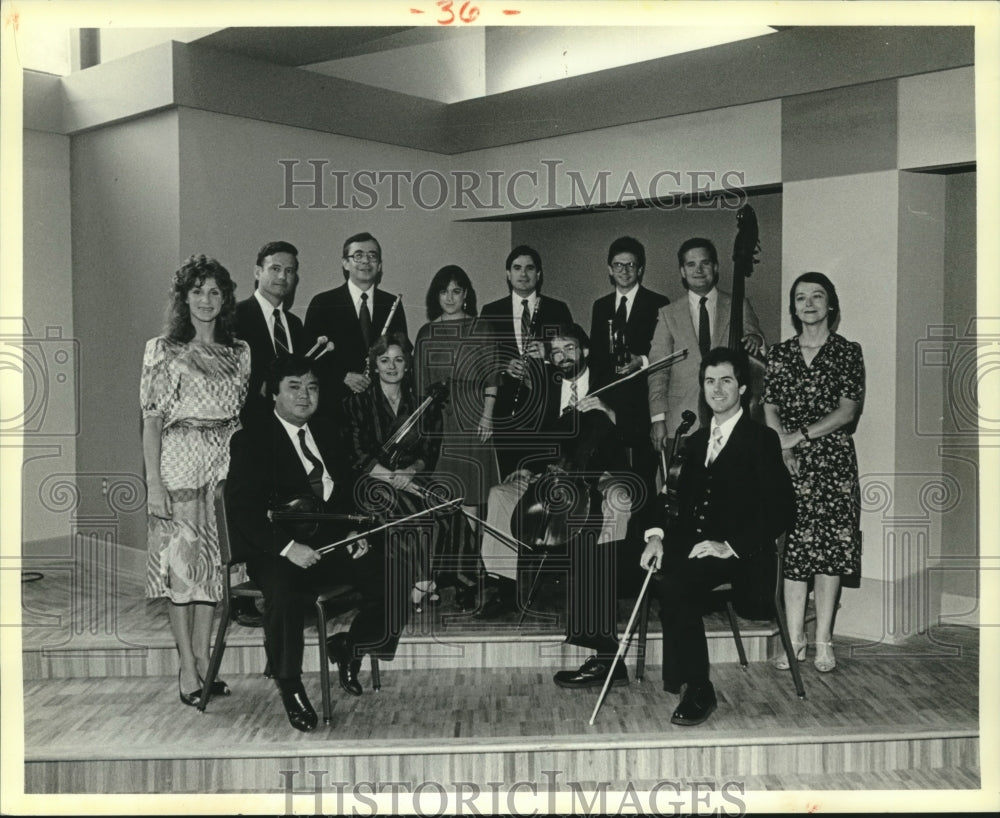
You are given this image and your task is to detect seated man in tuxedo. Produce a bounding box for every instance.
[225,355,408,732]
[477,324,636,633]
[640,347,794,726]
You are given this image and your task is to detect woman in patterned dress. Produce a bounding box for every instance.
[140,255,250,705]
[763,272,864,673]
[413,266,495,609]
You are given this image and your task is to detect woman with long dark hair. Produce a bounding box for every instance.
[413,266,495,608]
[763,272,864,674]
[140,255,250,706]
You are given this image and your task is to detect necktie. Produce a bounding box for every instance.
[698,296,711,357]
[520,299,532,353]
[569,377,578,409]
[707,425,724,465]
[613,295,628,334]
[359,292,373,348]
[297,429,326,499]
[272,309,290,356]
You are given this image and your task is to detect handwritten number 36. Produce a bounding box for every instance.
[437,0,480,24]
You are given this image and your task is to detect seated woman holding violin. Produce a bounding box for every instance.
[344,333,480,612]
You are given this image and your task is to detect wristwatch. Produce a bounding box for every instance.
[799,426,811,441]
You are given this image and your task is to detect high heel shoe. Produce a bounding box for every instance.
[772,639,806,670]
[178,670,202,707]
[814,641,837,672]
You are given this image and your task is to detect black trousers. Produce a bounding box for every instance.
[564,534,647,657]
[245,541,406,680]
[654,551,740,690]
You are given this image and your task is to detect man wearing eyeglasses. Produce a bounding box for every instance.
[304,232,409,412]
[588,236,670,512]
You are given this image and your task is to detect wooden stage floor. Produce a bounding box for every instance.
[15,569,985,800]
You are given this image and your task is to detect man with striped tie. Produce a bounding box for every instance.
[225,355,407,731]
[234,240,306,427]
[639,347,793,726]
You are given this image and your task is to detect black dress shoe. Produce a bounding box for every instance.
[231,598,263,628]
[473,593,514,620]
[670,682,717,726]
[278,679,318,732]
[453,583,478,612]
[327,633,363,696]
[553,656,629,689]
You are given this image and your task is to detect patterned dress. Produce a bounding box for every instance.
[140,336,250,602]
[763,333,865,580]
[414,316,499,506]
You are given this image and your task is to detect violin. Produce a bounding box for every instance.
[379,381,449,470]
[267,493,373,543]
[659,410,697,523]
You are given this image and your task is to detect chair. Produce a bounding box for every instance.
[633,533,806,699]
[198,480,381,724]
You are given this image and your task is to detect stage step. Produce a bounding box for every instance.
[21,613,780,679]
[23,647,979,796]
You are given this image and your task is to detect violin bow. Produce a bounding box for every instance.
[589,562,657,725]
[563,348,688,414]
[268,509,372,525]
[412,484,535,554]
[314,498,461,555]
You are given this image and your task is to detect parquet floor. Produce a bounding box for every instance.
[14,570,985,796]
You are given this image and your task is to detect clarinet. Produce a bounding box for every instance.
[509,298,541,416]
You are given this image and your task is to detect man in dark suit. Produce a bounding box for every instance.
[648,237,764,449]
[589,235,670,512]
[230,241,307,627]
[478,324,635,630]
[477,245,573,479]
[234,241,306,426]
[304,232,409,415]
[225,355,407,732]
[640,347,794,726]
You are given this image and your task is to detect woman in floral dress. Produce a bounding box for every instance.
[763,272,864,674]
[141,255,250,705]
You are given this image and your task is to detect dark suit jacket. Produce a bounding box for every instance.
[662,412,794,616]
[477,293,573,421]
[304,283,409,400]
[225,413,358,562]
[234,296,306,419]
[588,285,670,442]
[673,413,793,558]
[521,366,626,478]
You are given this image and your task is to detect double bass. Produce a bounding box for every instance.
[727,203,766,419]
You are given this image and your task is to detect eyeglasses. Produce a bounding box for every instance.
[610,262,638,273]
[347,251,381,263]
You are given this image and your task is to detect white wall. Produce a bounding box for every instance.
[20,129,77,549]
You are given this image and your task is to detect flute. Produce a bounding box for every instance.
[379,294,403,336]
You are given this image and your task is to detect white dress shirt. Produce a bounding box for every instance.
[253,288,293,353]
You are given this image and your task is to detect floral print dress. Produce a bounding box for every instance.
[140,336,250,602]
[763,333,864,579]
